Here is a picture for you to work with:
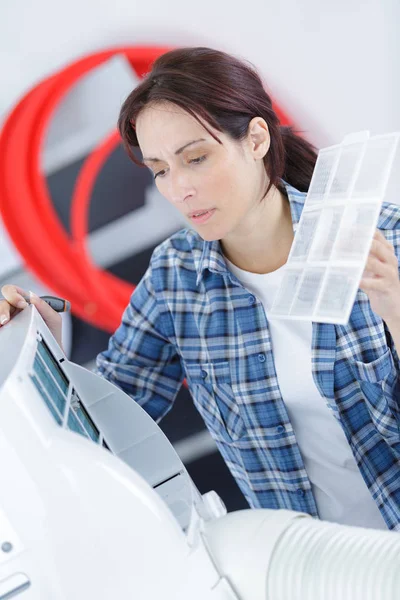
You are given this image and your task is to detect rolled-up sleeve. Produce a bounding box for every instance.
[94,263,183,423]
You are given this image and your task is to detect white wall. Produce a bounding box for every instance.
[2,0,399,146]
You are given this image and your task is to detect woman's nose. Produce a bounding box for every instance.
[168,169,195,205]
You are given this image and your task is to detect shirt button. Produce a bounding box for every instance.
[276,425,285,434]
[248,295,256,305]
[296,489,305,497]
[258,354,266,363]
[201,370,208,379]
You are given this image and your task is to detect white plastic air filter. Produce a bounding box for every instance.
[270,130,400,324]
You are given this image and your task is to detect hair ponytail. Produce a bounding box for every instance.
[280,125,317,192]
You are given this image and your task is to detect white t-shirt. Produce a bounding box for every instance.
[226,258,387,530]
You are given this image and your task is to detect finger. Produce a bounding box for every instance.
[373,230,397,253]
[28,292,62,329]
[370,236,394,258]
[1,284,30,309]
[364,255,396,279]
[368,238,398,267]
[359,277,387,292]
[0,300,17,325]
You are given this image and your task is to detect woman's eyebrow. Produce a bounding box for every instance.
[143,138,206,163]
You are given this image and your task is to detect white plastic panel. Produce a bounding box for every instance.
[0,574,30,598]
[308,205,345,262]
[329,141,364,199]
[332,203,381,261]
[352,134,400,200]
[270,130,400,324]
[290,268,325,317]
[315,266,362,323]
[290,211,320,262]
[306,145,339,205]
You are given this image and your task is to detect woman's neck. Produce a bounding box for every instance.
[220,186,294,274]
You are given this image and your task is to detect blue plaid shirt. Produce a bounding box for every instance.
[95,181,400,530]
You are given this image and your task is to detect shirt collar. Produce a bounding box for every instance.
[195,180,307,286]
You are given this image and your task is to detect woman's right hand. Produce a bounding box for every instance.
[0,284,63,349]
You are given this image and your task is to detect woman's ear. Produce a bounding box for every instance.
[247,117,270,159]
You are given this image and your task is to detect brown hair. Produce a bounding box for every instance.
[118,47,317,194]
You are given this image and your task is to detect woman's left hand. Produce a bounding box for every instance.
[359,229,400,324]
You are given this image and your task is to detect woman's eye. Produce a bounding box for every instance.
[189,155,207,165]
[153,156,206,179]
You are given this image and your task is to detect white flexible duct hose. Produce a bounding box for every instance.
[267,515,399,599]
[202,509,400,600]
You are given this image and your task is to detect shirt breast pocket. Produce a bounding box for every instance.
[349,348,400,440]
[185,361,246,443]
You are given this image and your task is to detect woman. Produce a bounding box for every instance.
[2,47,400,530]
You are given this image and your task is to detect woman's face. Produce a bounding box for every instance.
[135,102,269,242]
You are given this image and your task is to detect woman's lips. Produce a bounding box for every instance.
[189,208,216,224]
